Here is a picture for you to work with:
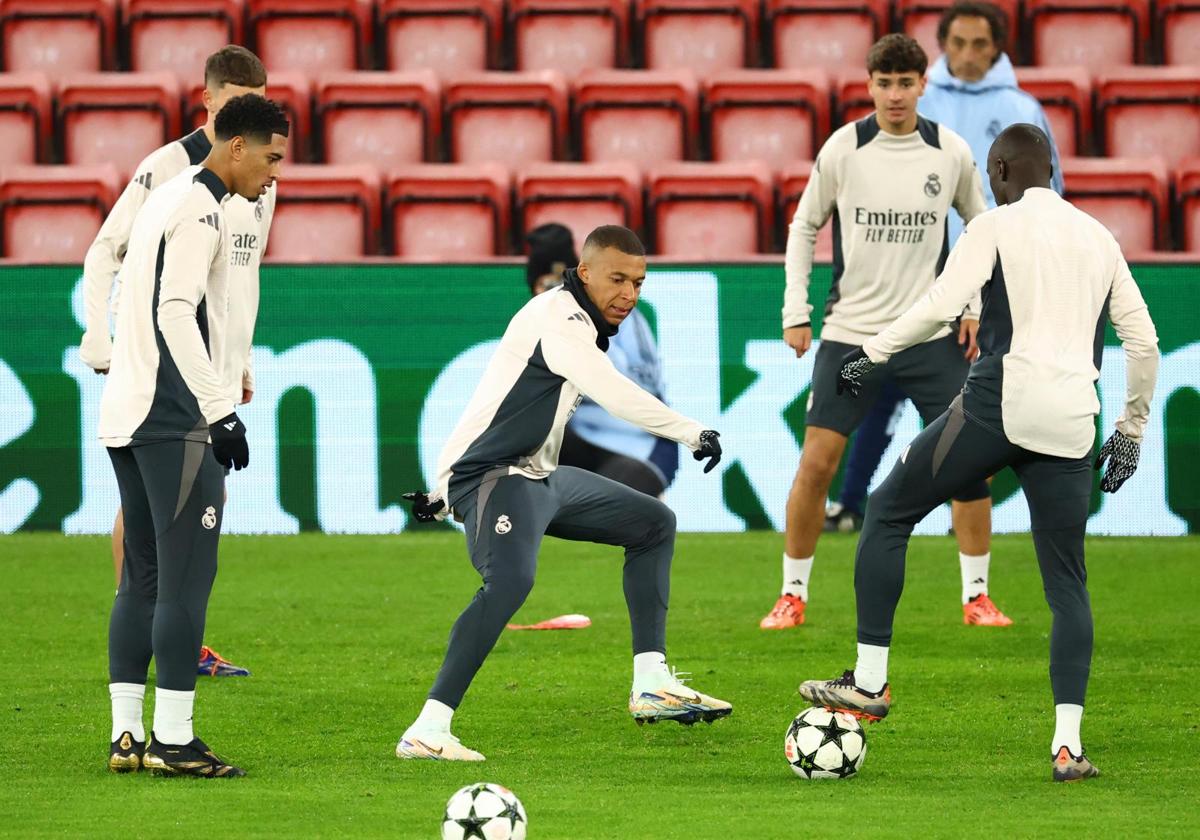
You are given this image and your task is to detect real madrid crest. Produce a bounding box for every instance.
[924,173,942,197]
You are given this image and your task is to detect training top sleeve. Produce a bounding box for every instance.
[864,216,998,363]
[949,135,989,320]
[157,200,234,425]
[782,135,842,331]
[541,314,705,449]
[1106,250,1159,442]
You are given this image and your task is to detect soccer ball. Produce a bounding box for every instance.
[441,782,527,840]
[784,706,867,779]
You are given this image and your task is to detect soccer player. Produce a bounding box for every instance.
[102,94,288,776]
[762,34,1011,631]
[798,124,1159,781]
[80,45,275,678]
[397,225,729,762]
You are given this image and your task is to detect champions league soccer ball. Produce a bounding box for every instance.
[784,706,867,779]
[441,783,527,840]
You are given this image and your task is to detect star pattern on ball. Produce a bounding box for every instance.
[453,805,490,840]
[814,714,853,749]
[498,800,525,831]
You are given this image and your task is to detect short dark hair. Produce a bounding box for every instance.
[582,224,645,257]
[526,223,577,291]
[937,1,1009,54]
[204,45,267,90]
[866,33,928,76]
[214,94,290,143]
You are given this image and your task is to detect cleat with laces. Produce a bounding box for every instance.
[108,730,145,773]
[963,594,1013,627]
[396,728,486,761]
[798,669,890,721]
[760,594,806,629]
[1052,746,1100,782]
[197,645,251,677]
[142,733,245,777]
[629,667,732,725]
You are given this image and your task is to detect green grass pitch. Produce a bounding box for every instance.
[2,532,1198,838]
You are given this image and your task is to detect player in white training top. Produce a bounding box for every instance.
[79,46,275,678]
[761,34,1010,631]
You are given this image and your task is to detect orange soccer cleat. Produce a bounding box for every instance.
[963,594,1013,626]
[760,594,807,629]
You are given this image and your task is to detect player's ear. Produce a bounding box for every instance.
[576,261,589,284]
[228,135,246,161]
[201,87,216,116]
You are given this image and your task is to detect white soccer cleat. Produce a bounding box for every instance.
[629,668,732,726]
[395,728,486,762]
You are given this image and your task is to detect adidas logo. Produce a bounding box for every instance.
[223,421,237,431]
[199,213,220,231]
[567,312,588,324]
[971,577,985,584]
[134,172,153,190]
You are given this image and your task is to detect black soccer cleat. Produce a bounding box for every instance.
[108,730,145,773]
[798,669,891,721]
[142,733,246,778]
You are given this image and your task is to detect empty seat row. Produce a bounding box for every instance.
[3,66,1199,179]
[1,0,1197,82]
[4,158,1198,263]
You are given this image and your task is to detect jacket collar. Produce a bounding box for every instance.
[194,167,229,203]
[563,267,617,351]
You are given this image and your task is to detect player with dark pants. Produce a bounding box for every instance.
[827,381,905,531]
[800,124,1159,782]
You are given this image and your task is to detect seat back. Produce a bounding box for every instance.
[1061,156,1168,255]
[704,69,829,169]
[445,71,569,166]
[516,161,642,250]
[248,0,370,74]
[575,69,698,165]
[125,0,243,81]
[1161,3,1200,65]
[768,0,888,72]
[777,161,833,260]
[836,75,872,125]
[387,163,510,257]
[1176,159,1200,252]
[380,0,501,74]
[0,163,120,260]
[0,0,115,75]
[648,161,772,255]
[1098,68,1200,170]
[512,0,627,77]
[317,71,439,167]
[1027,0,1148,70]
[641,0,758,75]
[58,72,180,178]
[0,72,51,165]
[267,163,380,259]
[1013,66,1092,156]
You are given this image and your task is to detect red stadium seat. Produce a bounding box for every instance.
[0,72,51,165]
[247,0,371,74]
[58,73,180,178]
[317,71,439,167]
[767,0,888,71]
[186,72,311,162]
[647,161,773,256]
[511,0,629,78]
[1026,0,1148,71]
[575,69,699,165]
[1060,157,1168,255]
[1160,1,1200,66]
[0,164,120,260]
[895,0,1019,62]
[1177,159,1200,253]
[777,161,833,260]
[267,163,380,259]
[0,0,115,75]
[836,74,872,125]
[640,0,758,74]
[444,72,569,166]
[1097,68,1200,171]
[1012,66,1092,157]
[380,0,502,75]
[124,0,243,81]
[704,69,829,169]
[386,163,510,257]
[515,161,642,249]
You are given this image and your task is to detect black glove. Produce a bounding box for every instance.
[402,490,446,523]
[837,346,876,398]
[210,412,248,471]
[1095,430,1140,493]
[693,430,722,474]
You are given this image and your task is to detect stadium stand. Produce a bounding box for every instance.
[379,0,501,75]
[575,69,698,165]
[1025,0,1149,71]
[511,0,628,77]
[0,71,50,166]
[125,0,244,80]
[766,0,888,72]
[1060,156,1168,255]
[777,160,833,259]
[1097,67,1200,170]
[246,0,371,75]
[647,160,773,256]
[186,71,311,161]
[1177,159,1200,253]
[1012,66,1091,157]
[0,163,120,260]
[317,70,439,167]
[895,0,1020,62]
[515,160,642,249]
[58,72,180,177]
[0,0,115,75]
[1159,0,1200,65]
[266,163,380,259]
[704,69,829,168]
[386,163,509,257]
[640,0,759,75]
[835,75,872,126]
[443,71,569,166]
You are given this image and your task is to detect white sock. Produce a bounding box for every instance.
[109,682,145,742]
[854,643,889,693]
[412,699,454,733]
[1052,703,1083,755]
[960,552,990,603]
[152,687,195,745]
[782,554,814,600]
[632,651,669,691]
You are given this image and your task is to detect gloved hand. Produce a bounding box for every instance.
[837,346,876,398]
[402,490,447,523]
[1095,430,1140,493]
[210,412,249,471]
[693,430,722,474]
